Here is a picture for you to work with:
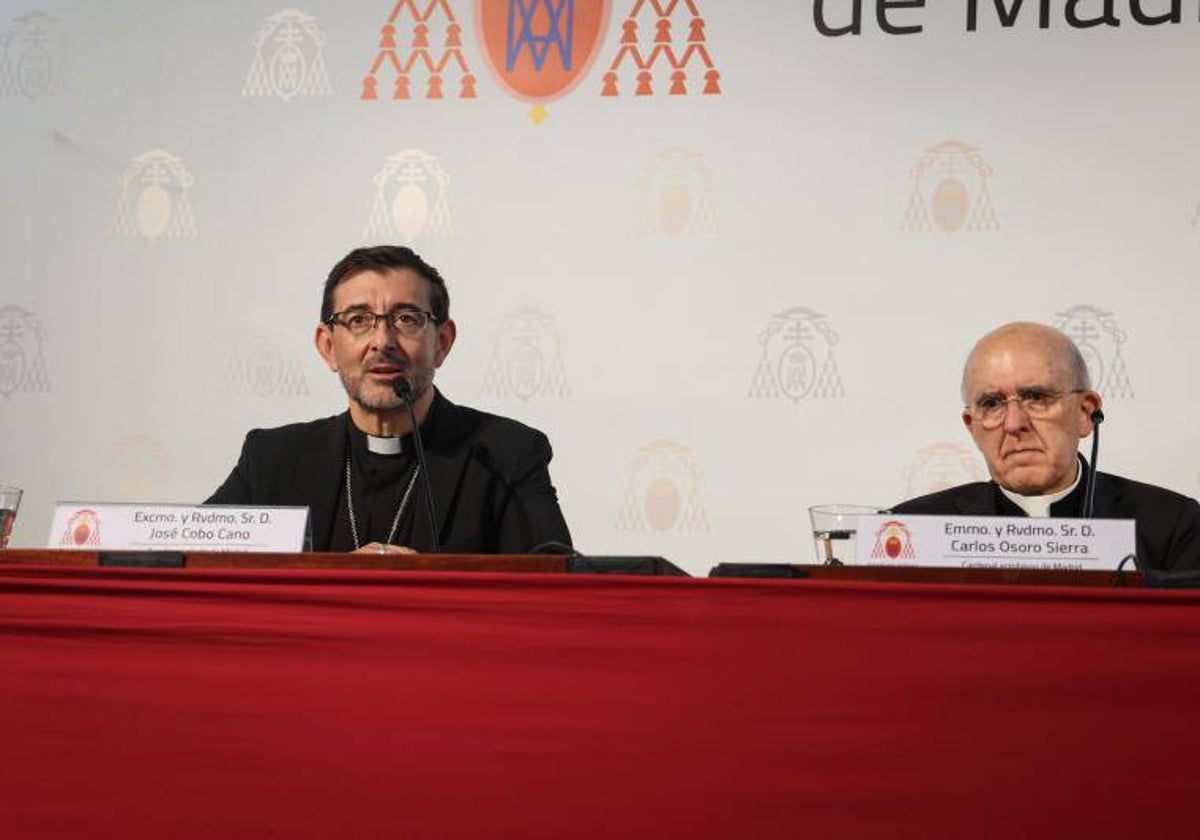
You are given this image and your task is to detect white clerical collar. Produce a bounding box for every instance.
[365,434,403,455]
[999,465,1082,518]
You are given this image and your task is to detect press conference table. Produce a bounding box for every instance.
[2,550,1198,838]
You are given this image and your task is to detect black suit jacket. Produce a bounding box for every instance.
[206,391,571,553]
[893,469,1200,571]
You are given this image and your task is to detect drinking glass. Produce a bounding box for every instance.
[0,486,22,550]
[808,504,881,565]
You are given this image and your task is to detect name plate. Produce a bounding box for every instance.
[49,503,310,553]
[853,514,1136,570]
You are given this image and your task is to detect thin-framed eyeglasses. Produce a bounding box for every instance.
[325,307,442,339]
[966,388,1086,429]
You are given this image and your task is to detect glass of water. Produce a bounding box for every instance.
[808,504,881,565]
[0,485,22,550]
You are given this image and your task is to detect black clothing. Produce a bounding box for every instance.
[893,467,1200,571]
[206,390,572,553]
[327,414,420,551]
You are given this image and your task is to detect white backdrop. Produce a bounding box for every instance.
[3,1,1199,574]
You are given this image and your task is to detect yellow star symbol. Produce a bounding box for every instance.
[528,104,549,125]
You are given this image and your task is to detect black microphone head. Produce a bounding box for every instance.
[1091,409,1105,425]
[391,376,414,401]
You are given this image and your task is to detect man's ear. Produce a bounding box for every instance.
[1079,390,1103,436]
[314,323,338,371]
[434,318,457,368]
[961,409,975,433]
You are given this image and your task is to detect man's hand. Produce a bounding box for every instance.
[351,542,417,555]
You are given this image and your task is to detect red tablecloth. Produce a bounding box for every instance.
[2,565,1198,838]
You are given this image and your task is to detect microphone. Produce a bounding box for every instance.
[1082,408,1104,519]
[392,377,441,553]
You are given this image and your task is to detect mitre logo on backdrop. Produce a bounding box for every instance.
[870,519,916,561]
[1050,305,1133,398]
[109,150,198,242]
[904,442,985,497]
[478,308,571,401]
[615,440,709,533]
[101,435,172,502]
[220,329,310,397]
[243,9,332,101]
[0,12,60,100]
[0,307,50,399]
[748,308,845,402]
[364,149,452,241]
[635,147,718,237]
[60,509,101,548]
[360,0,721,122]
[902,140,999,235]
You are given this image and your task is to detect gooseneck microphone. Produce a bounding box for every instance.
[1082,408,1104,519]
[392,378,442,553]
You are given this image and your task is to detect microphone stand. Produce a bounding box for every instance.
[1082,409,1104,519]
[393,379,441,553]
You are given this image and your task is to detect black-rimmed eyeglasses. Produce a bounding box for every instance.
[325,307,442,338]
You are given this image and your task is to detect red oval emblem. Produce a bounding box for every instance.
[475,0,611,102]
[885,535,902,559]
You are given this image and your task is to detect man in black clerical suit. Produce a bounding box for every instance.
[892,322,1200,571]
[207,246,572,554]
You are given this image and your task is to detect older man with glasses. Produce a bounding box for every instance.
[207,245,572,555]
[892,321,1200,571]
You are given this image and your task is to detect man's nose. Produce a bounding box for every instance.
[367,317,400,346]
[1002,398,1032,432]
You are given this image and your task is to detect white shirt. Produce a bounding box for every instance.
[999,465,1082,518]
